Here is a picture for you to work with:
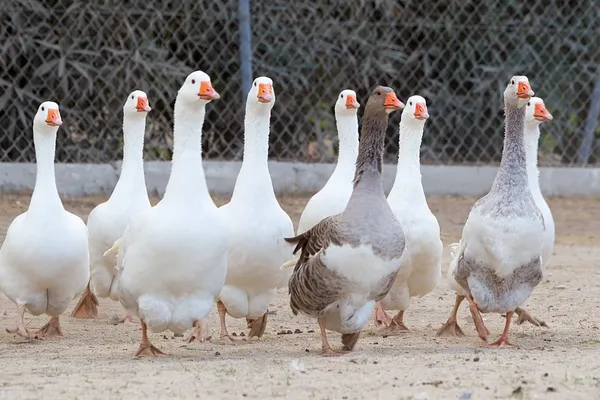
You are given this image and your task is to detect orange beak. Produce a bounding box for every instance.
[257,83,274,103]
[345,95,360,109]
[136,97,151,112]
[534,102,553,122]
[199,81,220,101]
[45,109,62,127]
[384,93,405,110]
[414,102,429,120]
[517,81,534,99]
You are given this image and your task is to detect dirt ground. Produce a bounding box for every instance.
[0,194,599,400]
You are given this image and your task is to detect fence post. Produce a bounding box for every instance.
[238,0,253,105]
[577,70,600,165]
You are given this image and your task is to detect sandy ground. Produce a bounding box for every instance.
[0,194,599,400]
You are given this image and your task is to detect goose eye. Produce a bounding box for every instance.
[409,101,413,106]
[377,91,381,96]
[527,102,530,106]
[41,106,45,111]
[191,79,196,84]
[254,82,257,87]
[131,95,134,99]
[340,94,343,98]
[511,80,515,85]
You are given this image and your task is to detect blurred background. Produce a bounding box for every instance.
[1,0,599,166]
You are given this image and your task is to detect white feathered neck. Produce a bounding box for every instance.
[328,113,358,185]
[110,114,147,202]
[230,106,276,202]
[29,124,63,215]
[162,99,212,205]
[524,121,542,197]
[388,118,426,203]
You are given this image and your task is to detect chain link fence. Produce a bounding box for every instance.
[1,0,599,165]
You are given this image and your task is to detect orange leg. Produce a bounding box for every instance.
[436,295,466,337]
[217,301,237,344]
[484,311,518,348]
[389,310,410,332]
[135,320,166,357]
[187,319,211,343]
[317,317,341,357]
[465,296,489,341]
[6,304,30,339]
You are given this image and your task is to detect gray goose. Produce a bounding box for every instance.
[282,86,406,356]
[439,76,544,347]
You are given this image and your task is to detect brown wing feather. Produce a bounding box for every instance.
[284,216,342,258]
[285,216,348,316]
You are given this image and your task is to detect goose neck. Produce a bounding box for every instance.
[240,110,270,170]
[163,101,210,202]
[112,115,147,198]
[396,120,424,172]
[524,122,542,193]
[491,103,528,192]
[335,114,359,171]
[390,120,426,201]
[353,113,388,189]
[29,127,63,212]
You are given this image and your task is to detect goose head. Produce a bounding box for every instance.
[246,76,275,114]
[365,86,405,116]
[402,95,429,124]
[34,101,62,133]
[335,89,360,117]
[124,90,151,116]
[525,97,553,128]
[504,75,534,107]
[178,70,220,105]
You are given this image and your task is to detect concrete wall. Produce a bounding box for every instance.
[0,161,599,198]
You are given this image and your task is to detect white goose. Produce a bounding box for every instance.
[71,90,151,321]
[296,90,360,234]
[374,96,442,332]
[110,71,226,356]
[524,97,554,267]
[214,76,294,342]
[0,102,89,339]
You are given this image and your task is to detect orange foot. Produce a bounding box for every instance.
[247,311,268,338]
[135,344,167,357]
[35,316,63,339]
[373,303,393,327]
[515,308,548,327]
[321,346,343,357]
[71,285,99,319]
[483,337,518,348]
[436,319,465,337]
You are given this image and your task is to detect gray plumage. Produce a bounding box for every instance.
[453,76,545,314]
[286,86,405,331]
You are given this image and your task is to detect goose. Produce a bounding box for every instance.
[438,76,544,347]
[524,97,554,269]
[110,71,226,356]
[296,90,360,234]
[281,86,406,356]
[0,102,89,339]
[437,91,551,338]
[373,96,443,333]
[71,90,152,322]
[213,76,295,342]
